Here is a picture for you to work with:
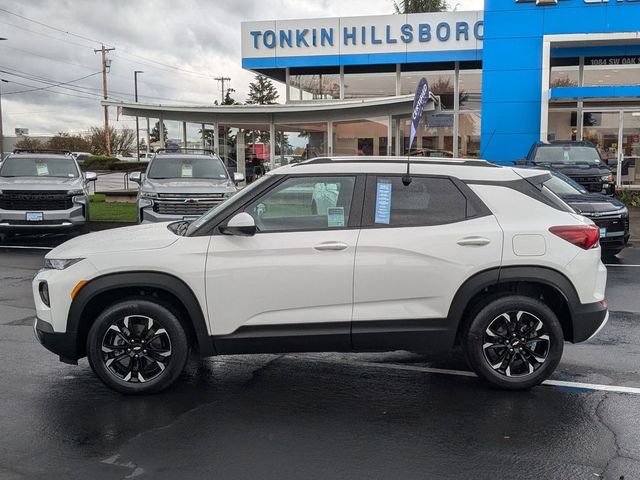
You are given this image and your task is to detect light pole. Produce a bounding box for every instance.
[0,38,7,156]
[134,70,143,159]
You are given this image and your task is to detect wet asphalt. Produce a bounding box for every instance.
[1,236,640,479]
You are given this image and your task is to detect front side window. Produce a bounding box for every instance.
[245,176,356,233]
[0,156,79,178]
[147,156,228,179]
[369,176,468,227]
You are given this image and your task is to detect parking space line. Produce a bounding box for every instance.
[0,246,53,251]
[317,358,640,395]
[605,264,640,267]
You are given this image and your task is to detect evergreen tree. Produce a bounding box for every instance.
[246,75,279,105]
[393,0,448,13]
[150,121,168,143]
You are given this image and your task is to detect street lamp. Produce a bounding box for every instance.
[0,38,7,156]
[134,70,144,158]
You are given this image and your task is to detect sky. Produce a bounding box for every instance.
[0,0,483,137]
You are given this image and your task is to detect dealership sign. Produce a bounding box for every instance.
[242,11,483,61]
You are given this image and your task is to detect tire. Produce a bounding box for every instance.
[463,295,564,390]
[87,298,190,395]
[602,247,623,259]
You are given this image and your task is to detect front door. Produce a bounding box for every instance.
[206,174,362,353]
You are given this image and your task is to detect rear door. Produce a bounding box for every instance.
[352,174,503,351]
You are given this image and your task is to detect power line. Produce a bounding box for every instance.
[0,6,112,47]
[1,71,101,95]
[0,19,95,50]
[0,78,101,101]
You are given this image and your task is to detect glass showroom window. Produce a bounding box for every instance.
[333,117,390,156]
[343,71,396,99]
[275,122,328,162]
[289,72,340,100]
[458,69,482,110]
[401,70,455,109]
[398,113,454,156]
[583,57,640,86]
[458,112,481,158]
[547,111,578,141]
[550,60,580,88]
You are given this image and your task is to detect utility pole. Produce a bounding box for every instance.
[134,70,143,159]
[94,44,115,156]
[214,76,231,104]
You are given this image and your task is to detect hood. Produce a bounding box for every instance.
[560,193,627,215]
[47,222,179,259]
[534,163,610,176]
[141,178,235,194]
[0,176,83,190]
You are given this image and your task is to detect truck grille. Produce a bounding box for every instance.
[571,176,602,192]
[0,190,73,211]
[152,193,225,216]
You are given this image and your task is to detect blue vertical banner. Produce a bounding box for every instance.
[409,77,430,152]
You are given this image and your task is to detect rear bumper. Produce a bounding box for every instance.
[33,317,79,364]
[571,300,609,343]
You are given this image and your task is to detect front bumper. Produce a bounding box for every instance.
[571,300,609,343]
[139,207,199,224]
[33,317,79,364]
[0,203,88,231]
[592,215,630,250]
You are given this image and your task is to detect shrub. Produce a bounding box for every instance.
[81,156,147,172]
[615,190,640,208]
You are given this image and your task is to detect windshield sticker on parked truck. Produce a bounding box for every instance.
[375,179,392,224]
[181,164,193,177]
[327,207,345,227]
[36,163,49,176]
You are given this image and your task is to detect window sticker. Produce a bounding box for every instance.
[375,179,392,224]
[36,163,49,176]
[181,164,193,177]
[327,207,345,228]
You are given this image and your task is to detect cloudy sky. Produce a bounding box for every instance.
[0,0,483,137]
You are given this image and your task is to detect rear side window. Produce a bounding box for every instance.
[368,176,468,227]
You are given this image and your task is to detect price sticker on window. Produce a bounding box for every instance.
[327,207,345,228]
[375,179,392,224]
[181,164,193,177]
[36,163,49,176]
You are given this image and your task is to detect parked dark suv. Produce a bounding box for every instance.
[524,141,614,195]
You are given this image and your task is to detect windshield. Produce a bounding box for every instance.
[533,146,602,165]
[147,156,228,180]
[186,174,271,236]
[0,156,79,178]
[544,171,587,195]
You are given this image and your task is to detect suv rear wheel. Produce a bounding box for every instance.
[87,299,189,395]
[463,295,564,390]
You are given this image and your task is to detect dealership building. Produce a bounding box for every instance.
[112,0,640,185]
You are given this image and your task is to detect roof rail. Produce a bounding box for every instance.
[155,148,216,155]
[12,149,72,155]
[299,156,498,168]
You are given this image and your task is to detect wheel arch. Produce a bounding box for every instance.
[69,271,214,359]
[448,266,580,345]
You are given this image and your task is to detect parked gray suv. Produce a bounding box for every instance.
[130,150,243,223]
[0,150,96,235]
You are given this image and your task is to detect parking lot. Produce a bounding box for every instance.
[1,237,640,479]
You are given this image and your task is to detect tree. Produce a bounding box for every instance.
[393,0,448,13]
[246,74,279,105]
[14,137,45,151]
[87,126,136,156]
[150,121,168,143]
[47,132,91,152]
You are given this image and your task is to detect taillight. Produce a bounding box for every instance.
[549,225,600,250]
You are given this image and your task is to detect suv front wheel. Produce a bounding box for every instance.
[463,295,564,390]
[87,299,190,395]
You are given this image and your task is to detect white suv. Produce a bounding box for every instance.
[32,157,608,394]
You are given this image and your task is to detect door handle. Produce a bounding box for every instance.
[313,242,349,251]
[457,236,491,247]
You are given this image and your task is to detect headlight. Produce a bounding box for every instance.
[44,258,84,270]
[601,174,613,182]
[140,191,158,199]
[68,189,84,196]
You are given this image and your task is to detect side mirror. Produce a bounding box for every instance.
[84,171,97,182]
[220,212,256,237]
[233,172,245,185]
[129,171,143,184]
